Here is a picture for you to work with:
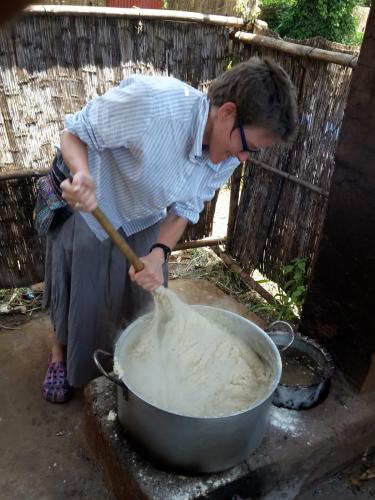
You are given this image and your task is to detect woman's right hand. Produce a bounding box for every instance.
[60,171,97,212]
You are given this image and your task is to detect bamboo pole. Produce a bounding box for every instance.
[231,32,358,68]
[250,158,329,196]
[227,166,243,245]
[0,168,49,181]
[24,5,245,27]
[211,246,278,306]
[24,8,358,68]
[175,237,226,251]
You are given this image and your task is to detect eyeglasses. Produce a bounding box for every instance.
[236,117,260,154]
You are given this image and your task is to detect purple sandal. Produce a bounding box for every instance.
[42,358,72,403]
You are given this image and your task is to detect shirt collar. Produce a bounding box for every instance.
[189,95,213,164]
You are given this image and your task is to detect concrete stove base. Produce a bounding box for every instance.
[83,372,375,500]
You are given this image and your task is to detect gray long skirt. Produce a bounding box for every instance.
[43,211,166,387]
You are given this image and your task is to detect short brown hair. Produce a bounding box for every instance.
[208,57,298,142]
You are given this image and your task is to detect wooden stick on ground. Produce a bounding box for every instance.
[0,323,21,330]
[211,246,277,305]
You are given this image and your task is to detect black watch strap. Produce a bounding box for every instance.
[149,243,171,262]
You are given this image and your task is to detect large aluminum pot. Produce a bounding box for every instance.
[94,306,282,473]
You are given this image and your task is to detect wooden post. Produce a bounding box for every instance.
[175,238,226,251]
[231,32,358,68]
[25,5,245,27]
[227,165,242,250]
[300,5,375,391]
[0,168,49,181]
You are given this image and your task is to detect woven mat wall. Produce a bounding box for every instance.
[0,12,230,287]
[227,36,358,284]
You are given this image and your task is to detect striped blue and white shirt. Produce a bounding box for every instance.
[64,74,240,240]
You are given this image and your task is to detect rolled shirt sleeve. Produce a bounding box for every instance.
[169,201,200,224]
[169,158,239,224]
[169,183,218,224]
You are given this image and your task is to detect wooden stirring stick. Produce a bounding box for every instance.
[91,207,144,273]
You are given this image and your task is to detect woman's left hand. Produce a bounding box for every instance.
[128,253,164,292]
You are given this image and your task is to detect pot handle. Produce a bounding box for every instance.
[93,349,128,393]
[265,320,295,352]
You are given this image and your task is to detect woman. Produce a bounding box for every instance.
[35,57,298,403]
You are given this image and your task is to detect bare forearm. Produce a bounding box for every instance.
[158,213,188,248]
[60,130,89,175]
[149,213,187,261]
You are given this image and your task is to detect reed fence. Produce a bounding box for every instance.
[227,33,358,284]
[0,7,232,287]
[0,6,359,289]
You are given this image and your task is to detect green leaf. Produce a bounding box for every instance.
[283,265,293,274]
[284,279,296,289]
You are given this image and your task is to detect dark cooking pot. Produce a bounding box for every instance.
[267,331,335,410]
[94,306,283,473]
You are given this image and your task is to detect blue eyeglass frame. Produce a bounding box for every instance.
[236,117,260,154]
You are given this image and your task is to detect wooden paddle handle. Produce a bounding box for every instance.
[91,207,144,273]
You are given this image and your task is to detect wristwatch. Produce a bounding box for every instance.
[149,243,171,263]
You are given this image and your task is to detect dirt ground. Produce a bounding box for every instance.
[0,311,112,500]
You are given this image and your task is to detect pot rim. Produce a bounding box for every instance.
[114,304,282,420]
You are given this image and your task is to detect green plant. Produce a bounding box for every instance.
[259,0,362,45]
[248,257,308,322]
[345,30,364,45]
[278,0,361,44]
[281,257,307,312]
[259,0,295,32]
